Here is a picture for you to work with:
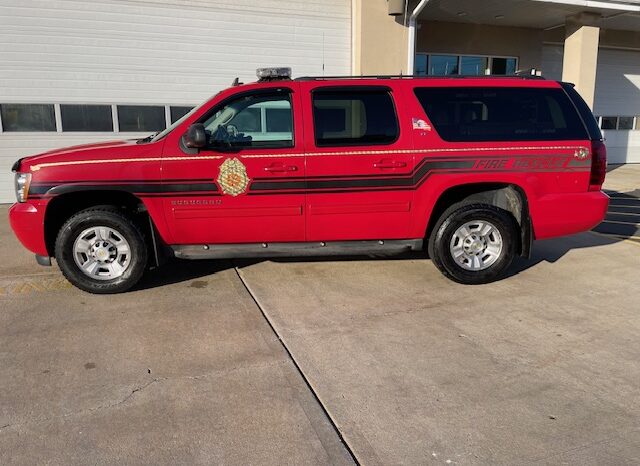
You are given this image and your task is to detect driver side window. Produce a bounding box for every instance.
[202,92,293,149]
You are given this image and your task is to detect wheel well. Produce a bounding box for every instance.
[44,190,149,257]
[426,183,531,255]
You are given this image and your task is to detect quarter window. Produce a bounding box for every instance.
[0,104,56,131]
[60,104,113,132]
[312,89,399,147]
[414,87,588,142]
[117,105,165,132]
[201,92,293,149]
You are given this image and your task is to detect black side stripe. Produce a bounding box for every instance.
[250,160,474,192]
[30,182,220,197]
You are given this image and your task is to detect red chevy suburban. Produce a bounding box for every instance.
[9,68,609,293]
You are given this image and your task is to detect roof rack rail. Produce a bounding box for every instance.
[294,74,546,81]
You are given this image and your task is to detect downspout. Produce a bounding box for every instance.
[407,0,430,74]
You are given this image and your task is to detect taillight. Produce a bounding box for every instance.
[589,140,607,191]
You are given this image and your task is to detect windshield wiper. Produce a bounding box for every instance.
[137,132,158,144]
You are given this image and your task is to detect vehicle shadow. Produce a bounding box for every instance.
[133,188,637,290]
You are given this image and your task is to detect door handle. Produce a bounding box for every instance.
[373,160,407,169]
[264,164,298,173]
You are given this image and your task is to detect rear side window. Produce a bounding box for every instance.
[560,82,602,140]
[414,87,588,142]
[312,88,399,146]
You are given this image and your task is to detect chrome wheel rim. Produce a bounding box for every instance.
[449,220,503,271]
[73,226,131,280]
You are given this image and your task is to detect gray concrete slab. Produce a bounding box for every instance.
[237,231,640,465]
[0,206,354,465]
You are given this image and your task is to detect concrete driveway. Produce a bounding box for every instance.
[1,166,639,465]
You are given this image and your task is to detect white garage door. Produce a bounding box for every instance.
[0,0,352,203]
[542,45,640,164]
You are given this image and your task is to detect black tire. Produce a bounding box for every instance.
[428,203,518,284]
[54,207,148,294]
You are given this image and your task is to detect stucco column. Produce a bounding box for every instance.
[353,0,408,75]
[562,12,601,108]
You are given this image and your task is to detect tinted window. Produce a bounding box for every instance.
[170,106,194,123]
[117,105,165,132]
[560,82,602,140]
[414,87,588,142]
[60,104,113,131]
[0,104,56,131]
[312,89,398,146]
[202,92,293,149]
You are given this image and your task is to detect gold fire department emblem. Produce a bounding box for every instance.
[217,157,250,196]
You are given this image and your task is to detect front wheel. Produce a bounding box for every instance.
[55,207,148,294]
[428,203,518,284]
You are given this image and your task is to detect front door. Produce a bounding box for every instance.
[161,85,305,244]
[300,82,415,241]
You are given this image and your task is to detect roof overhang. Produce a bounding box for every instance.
[417,0,640,32]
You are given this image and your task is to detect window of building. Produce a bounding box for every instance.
[202,92,293,149]
[0,104,56,131]
[170,106,195,124]
[117,105,165,132]
[600,117,618,130]
[428,55,459,76]
[415,54,428,76]
[617,116,634,130]
[312,88,399,147]
[491,57,517,75]
[60,104,113,132]
[460,56,488,76]
[415,54,519,76]
[414,87,588,142]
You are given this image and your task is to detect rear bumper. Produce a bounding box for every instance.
[8,201,49,257]
[532,191,609,240]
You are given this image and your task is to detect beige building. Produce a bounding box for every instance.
[353,0,640,164]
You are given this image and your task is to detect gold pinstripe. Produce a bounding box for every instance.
[29,145,588,171]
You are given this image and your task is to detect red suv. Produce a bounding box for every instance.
[9,68,609,293]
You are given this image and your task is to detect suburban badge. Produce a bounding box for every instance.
[217,157,250,196]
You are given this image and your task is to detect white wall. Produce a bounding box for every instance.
[0,0,352,202]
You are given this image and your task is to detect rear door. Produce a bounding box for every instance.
[300,82,415,241]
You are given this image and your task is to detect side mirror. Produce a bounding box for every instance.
[184,123,206,148]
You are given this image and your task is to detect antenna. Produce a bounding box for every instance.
[322,31,325,77]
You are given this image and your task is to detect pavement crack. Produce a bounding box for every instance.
[234,266,361,466]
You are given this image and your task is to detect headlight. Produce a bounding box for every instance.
[14,173,32,203]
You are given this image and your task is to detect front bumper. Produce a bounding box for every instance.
[531,191,610,240]
[8,201,49,257]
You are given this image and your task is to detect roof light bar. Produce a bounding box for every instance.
[256,67,292,81]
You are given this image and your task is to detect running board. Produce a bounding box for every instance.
[171,239,423,260]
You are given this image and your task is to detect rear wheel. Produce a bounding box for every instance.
[55,207,147,293]
[428,203,518,284]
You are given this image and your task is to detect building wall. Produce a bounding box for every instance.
[353,0,408,75]
[416,21,544,71]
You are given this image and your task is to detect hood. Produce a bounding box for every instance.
[16,139,154,173]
